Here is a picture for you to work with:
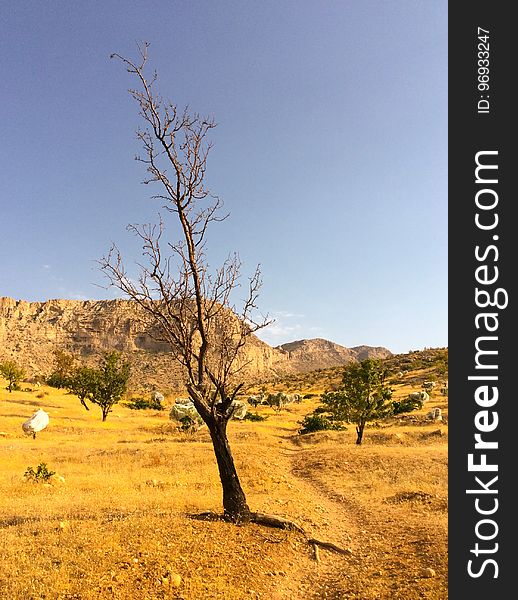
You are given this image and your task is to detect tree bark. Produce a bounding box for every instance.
[207,419,251,523]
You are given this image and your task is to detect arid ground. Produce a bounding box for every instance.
[0,362,447,599]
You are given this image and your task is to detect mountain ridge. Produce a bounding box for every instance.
[0,297,392,391]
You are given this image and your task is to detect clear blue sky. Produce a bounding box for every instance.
[0,1,447,354]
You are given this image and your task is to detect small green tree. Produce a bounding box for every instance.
[0,360,26,392]
[320,359,393,444]
[88,352,131,421]
[66,366,98,411]
[47,350,77,388]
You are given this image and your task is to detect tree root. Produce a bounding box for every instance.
[190,511,222,522]
[307,537,353,556]
[191,510,352,560]
[250,512,305,533]
[251,513,352,559]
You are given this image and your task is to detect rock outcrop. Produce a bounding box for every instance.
[275,338,391,372]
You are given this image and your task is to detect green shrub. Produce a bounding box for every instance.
[46,372,70,389]
[298,413,346,435]
[178,415,199,433]
[391,397,423,415]
[125,396,164,410]
[24,462,55,483]
[243,412,268,422]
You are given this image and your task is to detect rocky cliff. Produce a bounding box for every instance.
[0,297,391,391]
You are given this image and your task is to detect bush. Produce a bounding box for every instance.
[178,415,199,433]
[298,413,346,435]
[243,412,268,422]
[391,397,423,415]
[46,372,70,389]
[24,462,55,483]
[125,396,164,410]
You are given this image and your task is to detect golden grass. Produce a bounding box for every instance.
[1,374,447,599]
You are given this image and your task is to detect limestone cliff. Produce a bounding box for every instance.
[0,297,391,391]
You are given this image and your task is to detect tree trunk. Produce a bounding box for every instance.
[207,418,251,523]
[356,422,365,445]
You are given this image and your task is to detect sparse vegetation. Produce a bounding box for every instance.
[263,348,448,396]
[178,415,203,433]
[0,347,448,599]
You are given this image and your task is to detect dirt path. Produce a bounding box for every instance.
[271,434,448,599]
[259,439,366,599]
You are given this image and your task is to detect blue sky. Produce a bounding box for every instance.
[0,1,447,354]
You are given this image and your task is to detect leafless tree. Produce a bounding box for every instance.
[100,43,272,522]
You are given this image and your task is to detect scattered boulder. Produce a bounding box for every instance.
[426,407,442,421]
[22,409,49,439]
[151,390,164,403]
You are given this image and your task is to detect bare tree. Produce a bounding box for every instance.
[100,43,271,522]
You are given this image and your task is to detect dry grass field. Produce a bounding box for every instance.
[0,362,447,599]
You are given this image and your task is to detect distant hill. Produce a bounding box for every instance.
[275,338,391,372]
[265,347,448,396]
[0,297,392,391]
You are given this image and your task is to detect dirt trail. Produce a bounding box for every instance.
[269,434,448,599]
[255,437,366,599]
